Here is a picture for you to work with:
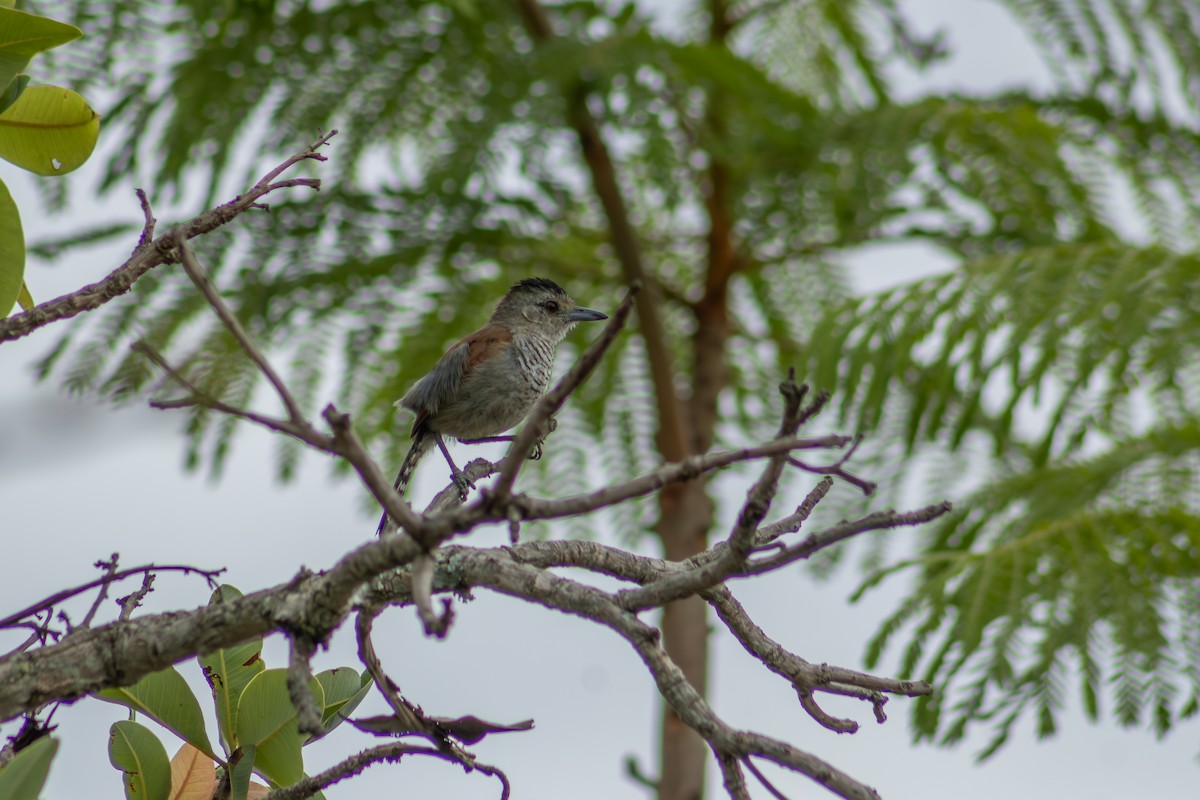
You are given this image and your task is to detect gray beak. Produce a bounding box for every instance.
[566,307,608,322]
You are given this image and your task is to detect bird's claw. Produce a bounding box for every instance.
[528,417,555,460]
[452,471,475,500]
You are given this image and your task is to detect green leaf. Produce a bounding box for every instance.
[234,669,324,788]
[0,736,57,800]
[313,668,371,740]
[0,175,24,317]
[15,280,30,310]
[198,586,265,755]
[0,8,80,99]
[228,745,255,800]
[96,665,215,759]
[0,84,100,175]
[0,74,28,115]
[107,720,171,800]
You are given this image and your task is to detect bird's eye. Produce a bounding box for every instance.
[543,300,560,313]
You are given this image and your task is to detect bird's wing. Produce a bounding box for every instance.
[398,325,513,435]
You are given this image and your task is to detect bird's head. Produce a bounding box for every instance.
[491,277,607,340]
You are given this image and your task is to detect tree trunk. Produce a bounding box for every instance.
[513,3,736,796]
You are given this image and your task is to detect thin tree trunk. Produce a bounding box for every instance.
[513,2,736,795]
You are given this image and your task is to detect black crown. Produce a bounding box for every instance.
[512,277,566,295]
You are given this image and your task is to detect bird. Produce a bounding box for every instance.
[375,277,608,535]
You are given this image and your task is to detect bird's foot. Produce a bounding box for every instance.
[451,470,476,500]
[528,417,557,460]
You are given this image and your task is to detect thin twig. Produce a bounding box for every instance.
[262,742,510,800]
[757,476,835,544]
[0,563,223,630]
[743,757,792,800]
[134,189,156,251]
[0,130,335,345]
[513,435,851,525]
[788,434,876,496]
[174,236,306,424]
[76,555,120,630]
[117,573,156,622]
[746,503,953,574]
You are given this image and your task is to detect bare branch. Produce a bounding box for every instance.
[136,342,317,441]
[174,236,306,424]
[76,555,120,631]
[744,757,793,800]
[788,434,876,496]
[134,189,156,250]
[262,742,511,800]
[746,503,953,574]
[0,131,336,345]
[718,752,751,800]
[116,573,156,622]
[0,562,223,631]
[757,476,834,543]
[511,435,852,523]
[287,634,324,739]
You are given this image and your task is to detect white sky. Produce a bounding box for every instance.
[0,1,1195,799]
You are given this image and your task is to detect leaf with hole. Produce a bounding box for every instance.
[198,585,264,755]
[0,85,100,175]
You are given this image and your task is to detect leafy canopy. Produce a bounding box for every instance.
[29,0,1200,755]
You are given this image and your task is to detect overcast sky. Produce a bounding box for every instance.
[1,1,1195,799]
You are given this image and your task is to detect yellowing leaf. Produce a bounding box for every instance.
[0,176,24,317]
[168,744,214,800]
[0,84,100,175]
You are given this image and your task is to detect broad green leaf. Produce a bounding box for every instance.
[0,85,100,175]
[0,176,23,317]
[97,666,214,759]
[198,586,264,755]
[0,736,57,800]
[167,743,214,800]
[108,720,171,800]
[313,668,371,740]
[15,280,30,310]
[234,669,324,788]
[0,8,80,97]
[0,74,28,116]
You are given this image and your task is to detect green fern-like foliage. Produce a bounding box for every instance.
[822,247,1200,754]
[24,0,1200,753]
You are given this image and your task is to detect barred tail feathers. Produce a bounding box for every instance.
[374,430,433,536]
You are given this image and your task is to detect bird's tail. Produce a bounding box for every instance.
[374,430,433,536]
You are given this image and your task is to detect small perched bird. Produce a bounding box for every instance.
[376,277,607,534]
